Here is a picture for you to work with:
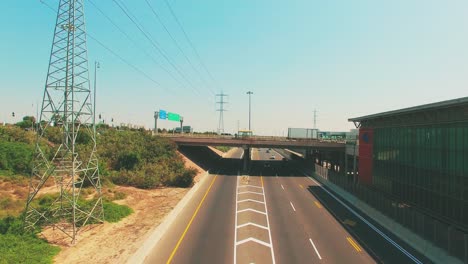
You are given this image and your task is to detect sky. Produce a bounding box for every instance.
[1,0,467,135]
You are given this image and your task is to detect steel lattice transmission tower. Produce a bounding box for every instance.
[216,92,228,134]
[25,0,103,243]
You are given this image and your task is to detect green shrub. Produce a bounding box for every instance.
[0,233,60,264]
[116,152,140,170]
[0,141,33,175]
[103,202,133,223]
[214,146,232,152]
[170,168,196,188]
[0,216,24,235]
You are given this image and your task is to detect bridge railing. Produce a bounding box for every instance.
[156,133,348,144]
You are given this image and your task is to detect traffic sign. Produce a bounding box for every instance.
[159,110,167,119]
[168,112,180,121]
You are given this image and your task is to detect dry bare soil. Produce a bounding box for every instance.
[44,150,210,264]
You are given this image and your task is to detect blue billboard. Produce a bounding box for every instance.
[159,110,167,120]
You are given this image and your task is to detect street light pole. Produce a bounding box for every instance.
[247,91,253,131]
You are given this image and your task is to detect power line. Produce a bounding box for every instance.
[112,0,202,96]
[144,0,215,95]
[87,0,188,93]
[39,0,164,90]
[87,34,163,88]
[163,0,218,86]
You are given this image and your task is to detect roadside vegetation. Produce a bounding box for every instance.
[0,119,198,263]
[214,146,232,153]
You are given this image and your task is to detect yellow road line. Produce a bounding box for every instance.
[166,176,218,264]
[314,201,323,209]
[299,184,304,189]
[346,237,362,252]
[261,176,264,187]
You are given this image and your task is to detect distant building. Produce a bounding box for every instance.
[349,96,468,231]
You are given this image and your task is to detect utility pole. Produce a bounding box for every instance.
[25,0,103,244]
[154,111,159,134]
[247,91,253,131]
[313,109,317,129]
[180,116,184,133]
[216,92,228,134]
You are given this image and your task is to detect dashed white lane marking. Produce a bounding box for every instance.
[290,202,296,212]
[309,238,322,260]
[304,174,422,264]
[281,184,284,190]
[234,176,239,264]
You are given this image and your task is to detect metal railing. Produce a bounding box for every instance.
[156,133,348,144]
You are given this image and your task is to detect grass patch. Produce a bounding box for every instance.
[0,234,60,264]
[0,197,24,219]
[0,216,60,264]
[103,202,133,223]
[214,146,232,153]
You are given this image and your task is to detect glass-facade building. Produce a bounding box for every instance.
[349,97,468,231]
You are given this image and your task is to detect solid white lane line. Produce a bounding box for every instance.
[290,202,296,212]
[305,174,422,264]
[281,184,284,190]
[309,238,322,260]
[262,177,276,264]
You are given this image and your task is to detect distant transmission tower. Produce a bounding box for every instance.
[216,92,228,134]
[25,0,103,243]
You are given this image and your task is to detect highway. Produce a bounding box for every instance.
[143,148,431,264]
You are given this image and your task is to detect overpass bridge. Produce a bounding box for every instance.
[160,134,346,172]
[162,134,345,150]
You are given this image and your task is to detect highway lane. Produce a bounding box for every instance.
[143,147,429,264]
[225,147,244,159]
[253,148,375,264]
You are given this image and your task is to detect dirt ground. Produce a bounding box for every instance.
[42,150,210,264]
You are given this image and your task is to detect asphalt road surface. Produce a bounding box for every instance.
[144,148,431,264]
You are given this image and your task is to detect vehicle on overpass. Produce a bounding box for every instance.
[236,130,253,138]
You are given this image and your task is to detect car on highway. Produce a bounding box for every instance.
[270,155,275,159]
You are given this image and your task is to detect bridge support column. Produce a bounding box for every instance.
[305,148,311,160]
[243,146,250,173]
[344,151,348,178]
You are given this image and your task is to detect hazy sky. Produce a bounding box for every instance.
[1,0,467,135]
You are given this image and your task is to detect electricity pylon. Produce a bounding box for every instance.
[25,0,103,243]
[216,92,228,134]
